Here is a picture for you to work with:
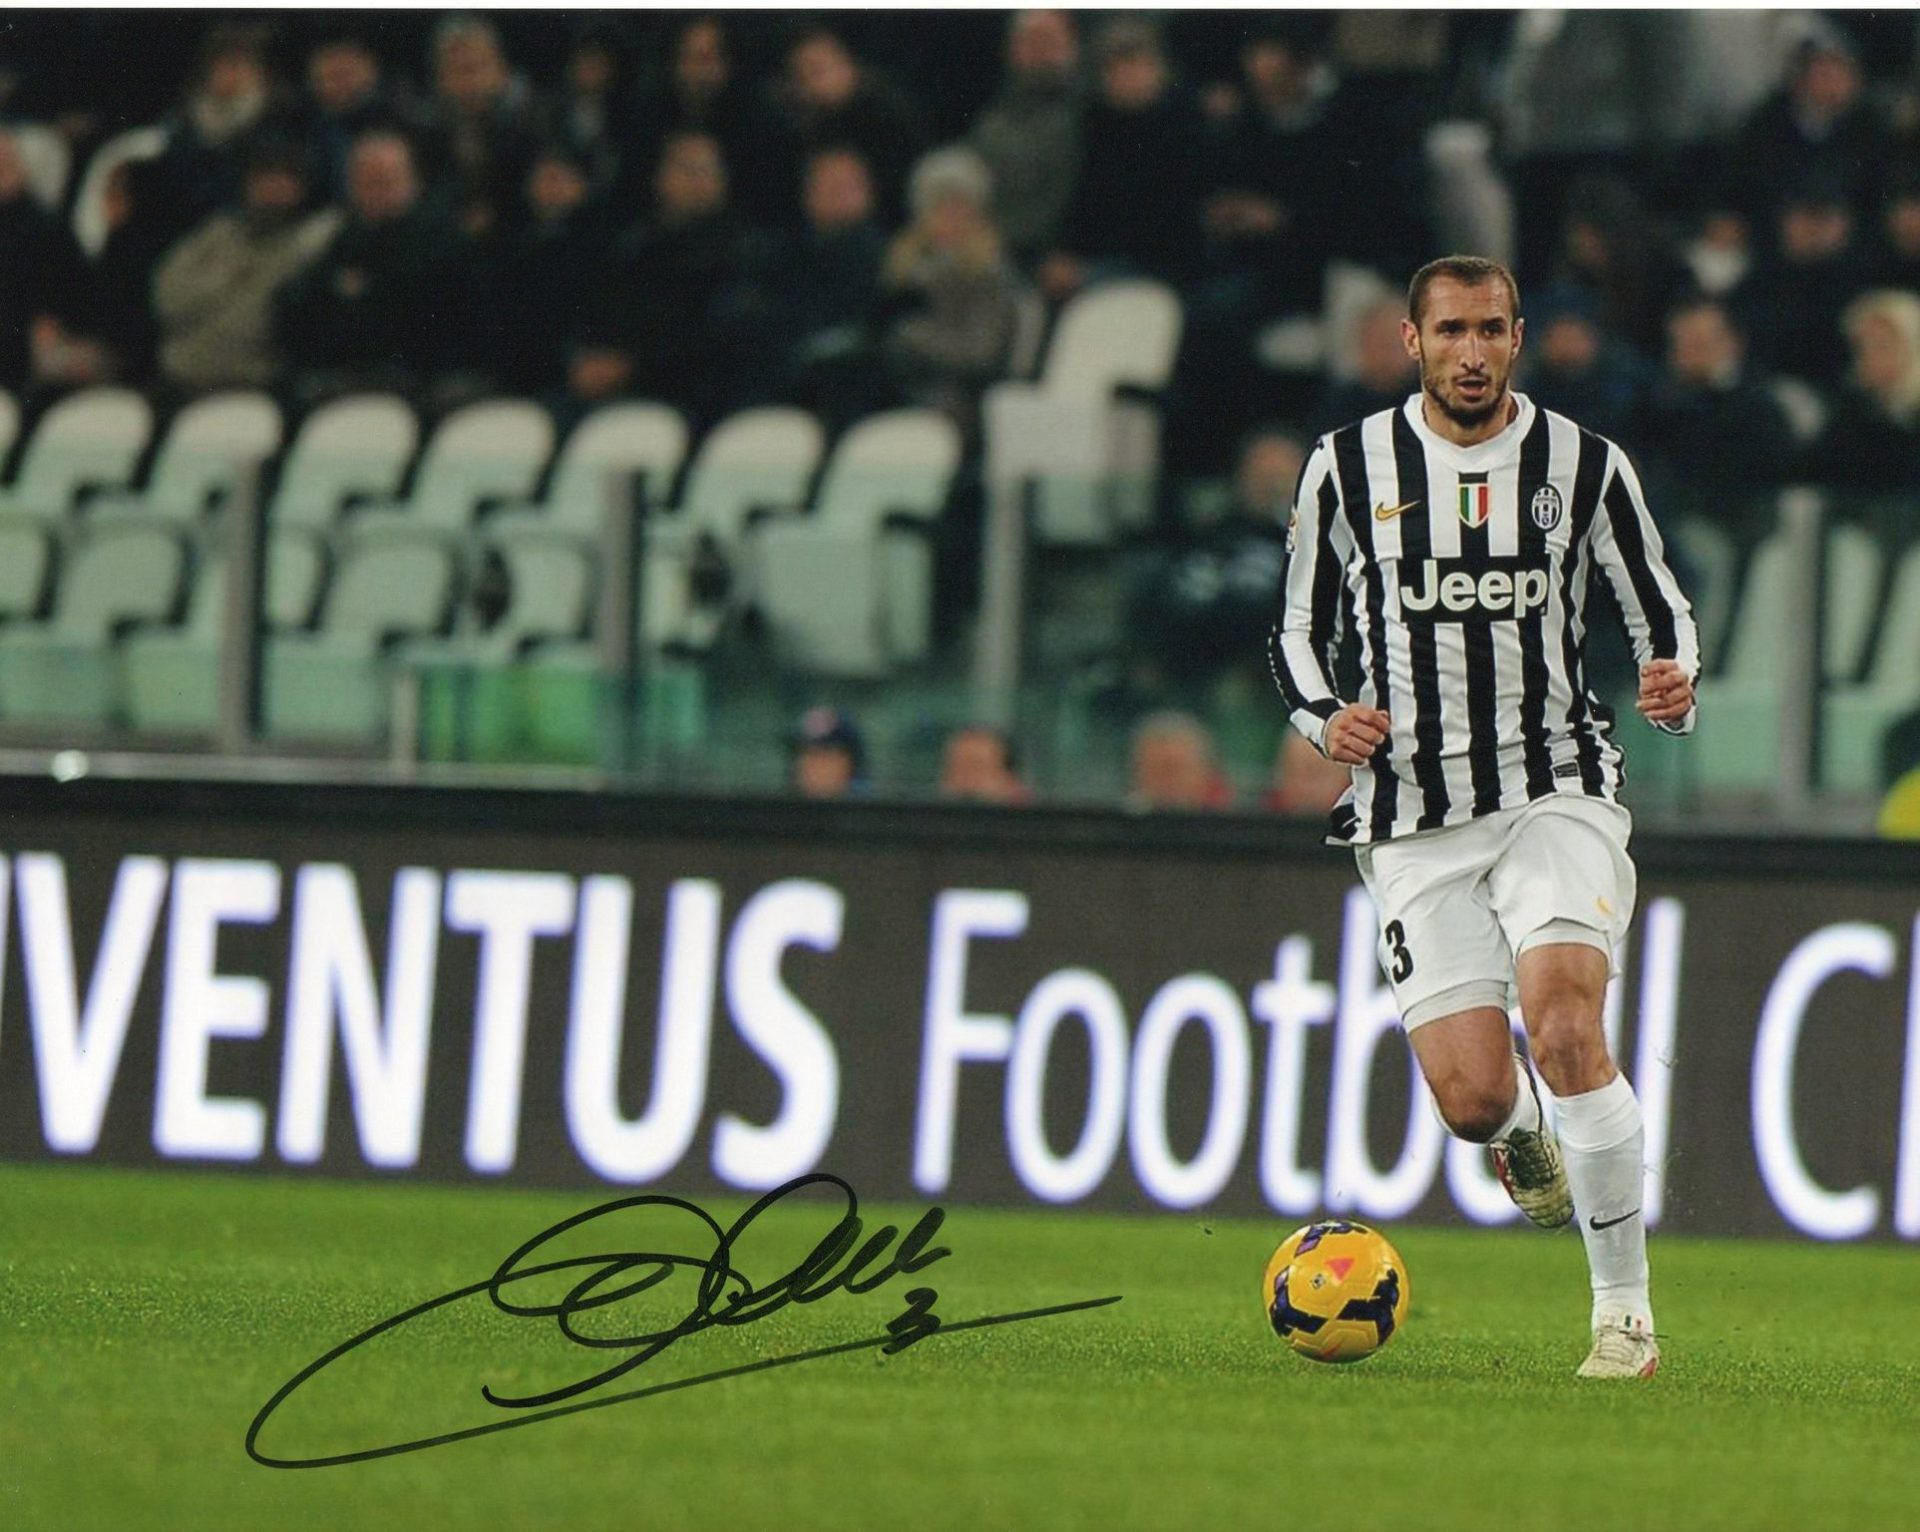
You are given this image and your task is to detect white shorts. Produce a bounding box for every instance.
[1353,793,1637,1031]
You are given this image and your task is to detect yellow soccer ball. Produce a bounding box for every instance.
[1262,1219,1410,1363]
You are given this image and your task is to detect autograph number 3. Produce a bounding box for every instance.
[246,1174,1120,1468]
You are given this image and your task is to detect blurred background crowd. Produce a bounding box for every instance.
[1,9,1917,817]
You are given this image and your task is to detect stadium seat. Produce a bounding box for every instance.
[9,122,72,212]
[1690,522,1880,791]
[0,518,52,623]
[0,387,154,524]
[749,408,963,676]
[983,278,1183,545]
[1822,541,1920,794]
[639,406,825,652]
[266,394,418,532]
[72,125,169,257]
[121,532,328,735]
[401,530,596,667]
[0,522,186,724]
[1669,518,1739,674]
[482,401,689,541]
[345,399,555,541]
[265,536,456,742]
[87,391,283,526]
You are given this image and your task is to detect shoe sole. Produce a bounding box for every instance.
[1492,1143,1575,1229]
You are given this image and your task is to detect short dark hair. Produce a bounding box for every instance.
[1407,255,1521,327]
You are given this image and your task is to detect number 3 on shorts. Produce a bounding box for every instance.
[1383,919,1414,982]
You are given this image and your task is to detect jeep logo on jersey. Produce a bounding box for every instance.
[1400,557,1550,619]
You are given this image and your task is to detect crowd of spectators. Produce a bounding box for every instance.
[2,13,1910,454]
[2,10,1918,735]
[785,703,1347,817]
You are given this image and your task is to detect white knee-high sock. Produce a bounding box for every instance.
[1553,1073,1652,1329]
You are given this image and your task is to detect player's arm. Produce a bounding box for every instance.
[1267,440,1387,762]
[1591,444,1701,735]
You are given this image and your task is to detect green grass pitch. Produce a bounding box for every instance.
[4,1162,1917,1531]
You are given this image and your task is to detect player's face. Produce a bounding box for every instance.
[1404,278,1523,430]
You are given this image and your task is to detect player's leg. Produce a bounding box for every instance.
[1355,821,1568,1225]
[1495,797,1657,1378]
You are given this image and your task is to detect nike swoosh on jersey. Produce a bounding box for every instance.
[1373,500,1422,521]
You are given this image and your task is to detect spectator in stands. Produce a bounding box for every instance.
[1261,730,1351,818]
[1126,426,1300,690]
[486,143,612,397]
[939,724,1031,804]
[1679,202,1754,299]
[1550,174,1688,355]
[1805,290,1920,498]
[1199,18,1383,315]
[780,26,925,226]
[740,146,890,421]
[1310,297,1421,436]
[882,147,1021,432]
[1498,12,1690,286]
[1039,18,1206,302]
[0,127,97,390]
[276,131,458,401]
[969,10,1084,268]
[541,21,642,204]
[568,130,751,419]
[1516,284,1649,447]
[299,31,420,204]
[1634,295,1792,551]
[1867,164,1920,294]
[421,14,539,237]
[142,25,280,251]
[789,706,867,799]
[1127,711,1233,811]
[637,16,791,223]
[1731,175,1873,388]
[1734,29,1888,231]
[152,139,341,393]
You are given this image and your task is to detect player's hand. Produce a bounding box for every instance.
[1323,705,1391,764]
[1636,659,1694,723]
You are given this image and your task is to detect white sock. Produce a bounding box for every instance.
[1490,1054,1542,1142]
[1553,1072,1652,1330]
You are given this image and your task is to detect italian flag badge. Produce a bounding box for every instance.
[1458,481,1491,528]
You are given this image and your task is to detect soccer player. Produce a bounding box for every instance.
[1269,255,1697,1380]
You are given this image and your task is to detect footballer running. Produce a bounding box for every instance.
[1270,254,1699,1380]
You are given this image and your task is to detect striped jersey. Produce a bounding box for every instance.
[1269,392,1699,845]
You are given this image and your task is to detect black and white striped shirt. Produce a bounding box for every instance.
[1269,392,1698,845]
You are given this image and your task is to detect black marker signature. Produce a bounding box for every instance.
[247,1173,1121,1468]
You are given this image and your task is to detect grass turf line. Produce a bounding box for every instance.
[2,1162,1916,1531]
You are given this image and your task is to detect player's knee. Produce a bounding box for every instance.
[1527,1000,1610,1094]
[1430,1073,1514,1143]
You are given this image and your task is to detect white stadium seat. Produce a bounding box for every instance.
[0,387,155,523]
[267,394,418,532]
[346,399,555,541]
[72,125,168,258]
[640,406,825,652]
[750,409,963,676]
[0,522,186,724]
[0,518,52,622]
[983,278,1183,546]
[1691,522,1881,791]
[483,401,689,541]
[87,391,283,525]
[1823,540,1920,794]
[121,531,329,735]
[265,536,455,741]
